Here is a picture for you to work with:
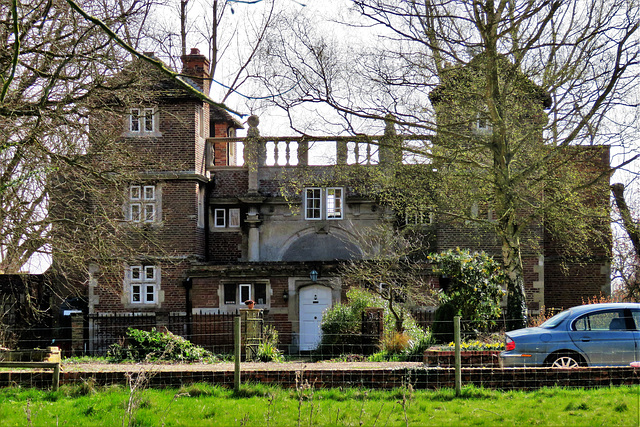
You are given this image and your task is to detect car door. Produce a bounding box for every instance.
[568,308,637,366]
[631,309,640,362]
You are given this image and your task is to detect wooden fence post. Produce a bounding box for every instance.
[234,315,241,392]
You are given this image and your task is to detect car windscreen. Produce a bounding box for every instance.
[539,310,571,329]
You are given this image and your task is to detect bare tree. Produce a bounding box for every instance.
[340,224,437,333]
[611,182,640,300]
[254,0,640,328]
[0,0,173,293]
[148,0,279,104]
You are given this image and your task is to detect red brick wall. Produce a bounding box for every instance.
[544,262,607,310]
[191,277,220,308]
[208,232,242,262]
[211,170,248,197]
[160,180,205,257]
[121,100,206,174]
[93,261,190,314]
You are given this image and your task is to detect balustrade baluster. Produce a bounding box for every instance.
[273,140,279,166]
[285,141,291,166]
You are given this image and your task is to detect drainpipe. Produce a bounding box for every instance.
[183,277,193,338]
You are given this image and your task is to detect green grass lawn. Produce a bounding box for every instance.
[0,383,638,426]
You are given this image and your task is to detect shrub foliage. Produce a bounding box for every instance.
[429,248,506,333]
[320,287,432,359]
[108,328,213,362]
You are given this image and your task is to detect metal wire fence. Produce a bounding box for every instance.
[2,312,640,391]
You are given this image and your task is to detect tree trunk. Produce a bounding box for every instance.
[611,183,640,257]
[501,228,527,330]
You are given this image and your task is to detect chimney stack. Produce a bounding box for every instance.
[181,48,210,95]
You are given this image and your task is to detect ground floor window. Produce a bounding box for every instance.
[223,282,268,306]
[128,265,159,304]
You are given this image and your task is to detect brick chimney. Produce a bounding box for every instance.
[181,48,210,95]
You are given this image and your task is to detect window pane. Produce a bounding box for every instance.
[215,209,226,227]
[224,284,236,304]
[131,266,142,281]
[146,285,155,302]
[144,204,155,222]
[254,284,267,305]
[145,266,155,280]
[229,208,240,227]
[130,186,141,200]
[327,188,343,219]
[130,204,141,222]
[305,188,321,219]
[143,186,155,200]
[130,109,140,132]
[144,109,154,132]
[240,284,251,302]
[132,285,141,302]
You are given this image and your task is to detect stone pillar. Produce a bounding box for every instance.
[240,309,263,361]
[298,139,309,166]
[336,140,348,165]
[245,115,261,193]
[71,313,84,356]
[246,206,261,261]
[379,114,402,167]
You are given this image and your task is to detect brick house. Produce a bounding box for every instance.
[74,49,610,354]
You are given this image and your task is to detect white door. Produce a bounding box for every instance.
[299,285,332,351]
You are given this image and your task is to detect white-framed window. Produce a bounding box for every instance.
[129,107,157,134]
[129,185,157,223]
[305,187,344,220]
[197,185,205,228]
[474,111,492,134]
[129,265,158,304]
[326,188,343,219]
[223,283,268,305]
[198,105,205,138]
[305,188,322,220]
[404,209,434,225]
[214,208,226,227]
[213,207,241,229]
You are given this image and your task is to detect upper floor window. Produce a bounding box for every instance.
[129,265,159,304]
[213,207,241,229]
[305,187,343,220]
[129,185,157,223]
[128,107,159,136]
[474,111,492,135]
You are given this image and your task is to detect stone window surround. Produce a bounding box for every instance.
[124,107,162,137]
[218,280,271,310]
[122,265,163,308]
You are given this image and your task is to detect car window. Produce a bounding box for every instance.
[540,310,571,329]
[572,309,628,331]
[631,310,640,330]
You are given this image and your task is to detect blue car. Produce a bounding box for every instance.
[500,303,640,367]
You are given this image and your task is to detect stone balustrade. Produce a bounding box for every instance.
[206,115,430,169]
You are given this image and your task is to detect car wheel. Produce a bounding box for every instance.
[550,355,581,368]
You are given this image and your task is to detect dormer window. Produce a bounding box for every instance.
[128,107,159,136]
